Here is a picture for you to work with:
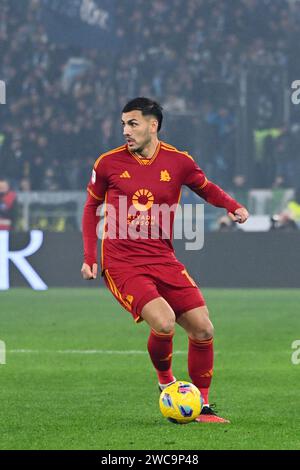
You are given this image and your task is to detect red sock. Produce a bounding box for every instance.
[147,329,175,384]
[188,336,214,405]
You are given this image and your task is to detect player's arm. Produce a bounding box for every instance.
[183,157,249,223]
[81,163,107,280]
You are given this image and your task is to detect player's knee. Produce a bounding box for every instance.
[191,321,214,341]
[142,298,176,334]
[203,322,214,340]
[155,315,176,334]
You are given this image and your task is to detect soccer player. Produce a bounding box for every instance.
[81,97,249,423]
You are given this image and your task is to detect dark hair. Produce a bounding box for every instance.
[122,97,163,132]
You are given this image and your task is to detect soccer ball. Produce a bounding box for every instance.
[159,381,202,424]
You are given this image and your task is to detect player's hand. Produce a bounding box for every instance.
[228,207,249,224]
[81,262,98,280]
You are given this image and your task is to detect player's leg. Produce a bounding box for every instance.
[149,264,212,398]
[176,306,214,405]
[153,261,229,423]
[148,263,211,393]
[177,307,229,423]
[141,298,177,389]
[104,269,176,388]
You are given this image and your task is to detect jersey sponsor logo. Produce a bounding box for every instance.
[132,189,154,211]
[120,170,131,178]
[92,169,96,184]
[160,170,171,182]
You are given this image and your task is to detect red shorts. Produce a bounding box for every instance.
[103,260,206,323]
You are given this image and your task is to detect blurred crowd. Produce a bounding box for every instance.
[1,0,300,192]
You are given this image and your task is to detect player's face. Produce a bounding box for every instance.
[0,181,9,194]
[121,110,158,152]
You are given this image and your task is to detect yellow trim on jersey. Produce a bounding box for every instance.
[94,145,126,169]
[87,187,104,202]
[198,177,208,190]
[127,141,161,166]
[181,269,196,287]
[160,144,195,161]
[105,270,118,296]
[182,151,195,161]
[129,152,146,165]
[160,141,177,150]
[146,141,160,165]
[105,270,132,311]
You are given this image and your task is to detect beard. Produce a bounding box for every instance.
[134,136,151,154]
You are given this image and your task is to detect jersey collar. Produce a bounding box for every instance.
[127,141,161,166]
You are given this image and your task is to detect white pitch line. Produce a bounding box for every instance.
[8,349,187,355]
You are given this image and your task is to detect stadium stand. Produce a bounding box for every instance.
[1,0,300,231]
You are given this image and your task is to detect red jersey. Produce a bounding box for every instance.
[83,141,242,271]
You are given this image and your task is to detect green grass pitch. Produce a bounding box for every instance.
[0,288,299,450]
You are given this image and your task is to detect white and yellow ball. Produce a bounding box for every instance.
[159,381,202,424]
